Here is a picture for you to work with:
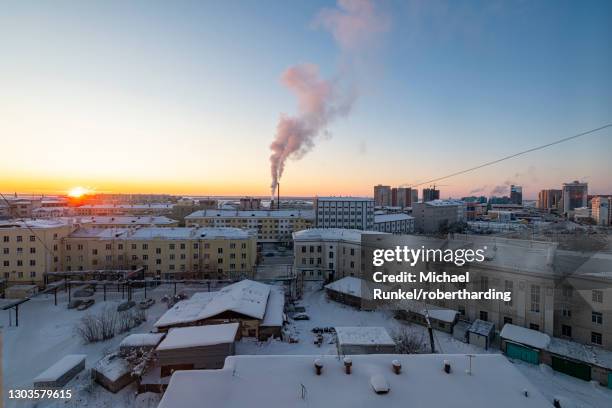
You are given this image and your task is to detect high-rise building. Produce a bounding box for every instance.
[391,188,398,207]
[422,187,440,202]
[510,185,523,205]
[396,188,417,208]
[373,185,391,207]
[562,181,588,215]
[591,196,611,226]
[537,189,562,211]
[314,197,374,230]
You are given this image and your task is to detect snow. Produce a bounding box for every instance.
[468,319,495,337]
[261,285,285,327]
[153,291,217,328]
[500,324,550,349]
[79,216,177,226]
[425,308,459,323]
[95,353,130,382]
[119,333,165,348]
[325,276,365,298]
[547,337,612,370]
[395,299,458,323]
[185,209,315,220]
[196,279,270,321]
[156,323,239,351]
[335,327,395,346]
[158,354,550,408]
[33,354,86,383]
[374,213,414,222]
[293,228,384,243]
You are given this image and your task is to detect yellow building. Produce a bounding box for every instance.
[63,227,257,280]
[185,209,314,242]
[0,219,77,286]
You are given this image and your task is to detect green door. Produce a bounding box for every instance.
[551,356,591,381]
[607,372,612,389]
[506,342,539,364]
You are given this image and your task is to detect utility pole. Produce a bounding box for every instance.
[425,311,436,353]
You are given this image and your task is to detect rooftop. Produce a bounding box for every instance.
[316,196,374,202]
[157,323,239,351]
[0,218,74,229]
[293,228,385,243]
[185,209,314,219]
[374,213,414,223]
[79,215,178,225]
[158,354,549,408]
[335,326,395,346]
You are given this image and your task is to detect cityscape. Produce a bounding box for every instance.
[1,1,611,408]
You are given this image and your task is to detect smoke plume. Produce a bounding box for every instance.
[269,0,388,195]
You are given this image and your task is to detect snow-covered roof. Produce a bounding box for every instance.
[156,323,239,351]
[293,228,384,244]
[374,214,414,223]
[77,204,174,209]
[33,354,86,383]
[158,354,549,408]
[185,209,314,220]
[94,353,130,382]
[547,337,612,370]
[68,227,130,239]
[154,280,272,328]
[0,218,73,229]
[130,227,252,240]
[500,324,550,349]
[261,285,285,327]
[395,300,458,323]
[335,326,395,346]
[325,276,365,298]
[316,196,373,202]
[154,292,218,328]
[79,215,178,226]
[120,333,166,348]
[468,320,495,337]
[422,199,464,207]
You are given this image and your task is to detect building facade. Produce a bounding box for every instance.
[314,197,374,230]
[537,189,562,212]
[562,181,588,215]
[422,188,440,202]
[510,185,523,205]
[591,196,611,226]
[412,200,462,233]
[373,214,415,234]
[373,185,391,207]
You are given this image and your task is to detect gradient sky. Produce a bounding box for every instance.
[1,0,611,199]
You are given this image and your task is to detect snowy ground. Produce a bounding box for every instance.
[3,282,611,407]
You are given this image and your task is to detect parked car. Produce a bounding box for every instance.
[67,299,83,309]
[77,299,95,311]
[117,301,136,312]
[293,312,310,320]
[138,298,155,309]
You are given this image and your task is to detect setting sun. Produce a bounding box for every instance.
[67,186,90,198]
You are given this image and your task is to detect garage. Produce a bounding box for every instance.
[506,342,539,365]
[551,356,591,382]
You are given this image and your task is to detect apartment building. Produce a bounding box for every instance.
[0,219,77,286]
[412,199,464,233]
[396,187,417,208]
[63,227,257,280]
[373,213,414,234]
[538,189,562,212]
[314,197,374,230]
[77,215,179,228]
[293,228,384,281]
[74,203,175,216]
[184,209,313,242]
[591,196,611,226]
[373,185,391,207]
[562,181,588,215]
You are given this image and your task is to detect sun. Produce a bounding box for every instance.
[67,186,90,198]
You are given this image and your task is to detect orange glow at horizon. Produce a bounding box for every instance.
[67,186,91,198]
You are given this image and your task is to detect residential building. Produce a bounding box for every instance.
[373,214,414,234]
[184,209,313,242]
[465,201,485,220]
[591,196,611,226]
[62,226,257,280]
[510,185,523,205]
[238,197,262,210]
[422,187,440,202]
[412,199,462,233]
[537,189,562,212]
[396,187,417,208]
[373,185,391,207]
[74,203,175,217]
[314,197,374,230]
[77,216,179,228]
[562,181,588,215]
[0,219,77,286]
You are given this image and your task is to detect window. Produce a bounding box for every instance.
[592,311,603,325]
[66,244,71,250]
[2,236,8,242]
[29,260,36,266]
[143,244,149,250]
[156,259,161,265]
[529,323,540,331]
[458,306,465,316]
[530,285,540,313]
[562,285,573,298]
[479,311,488,321]
[217,248,223,254]
[591,332,602,345]
[592,290,603,303]
[131,244,137,250]
[180,243,185,250]
[329,251,334,259]
[105,244,112,250]
[118,244,123,250]
[2,261,8,267]
[503,317,513,325]
[562,307,572,318]
[155,248,161,254]
[29,235,35,242]
[16,235,23,242]
[480,276,489,292]
[350,248,355,256]
[92,249,98,255]
[29,247,36,254]
[193,243,199,249]
[317,245,321,252]
[169,244,175,250]
[561,325,572,337]
[504,280,513,306]
[230,243,236,249]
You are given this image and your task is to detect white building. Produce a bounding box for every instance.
[591,196,611,226]
[373,213,414,234]
[314,197,374,230]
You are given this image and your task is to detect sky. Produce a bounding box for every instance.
[1,0,611,199]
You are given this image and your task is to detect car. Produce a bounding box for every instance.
[117,300,136,312]
[77,299,95,311]
[139,298,155,309]
[67,299,83,309]
[293,312,310,320]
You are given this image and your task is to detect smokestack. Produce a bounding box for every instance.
[277,183,280,210]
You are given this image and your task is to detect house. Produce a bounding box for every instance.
[154,279,284,339]
[468,320,495,350]
[156,323,239,377]
[335,327,396,355]
[157,354,550,408]
[324,276,386,310]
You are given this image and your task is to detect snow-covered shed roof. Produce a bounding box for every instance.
[261,285,285,327]
[153,292,218,328]
[33,354,86,383]
[156,323,239,351]
[394,299,458,323]
[325,276,364,298]
[120,333,166,349]
[158,354,549,408]
[500,324,550,349]
[335,327,395,347]
[468,320,495,337]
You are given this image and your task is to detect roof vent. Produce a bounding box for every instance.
[370,374,390,394]
[443,360,451,374]
[343,357,352,375]
[314,359,323,375]
[392,360,401,375]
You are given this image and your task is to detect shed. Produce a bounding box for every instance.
[33,354,86,388]
[500,324,550,365]
[92,353,134,393]
[259,285,285,340]
[544,337,612,386]
[156,323,239,377]
[335,326,396,355]
[120,333,165,356]
[395,300,458,333]
[467,320,495,350]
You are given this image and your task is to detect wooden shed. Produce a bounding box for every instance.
[33,354,86,388]
[92,353,134,393]
[467,320,495,350]
[156,323,239,377]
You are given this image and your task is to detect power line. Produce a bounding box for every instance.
[404,123,612,189]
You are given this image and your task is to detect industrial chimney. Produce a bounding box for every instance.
[277,183,280,210]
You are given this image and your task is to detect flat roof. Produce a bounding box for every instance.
[315,196,374,202]
[186,209,314,219]
[335,326,395,346]
[293,228,384,243]
[156,323,239,351]
[374,214,414,223]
